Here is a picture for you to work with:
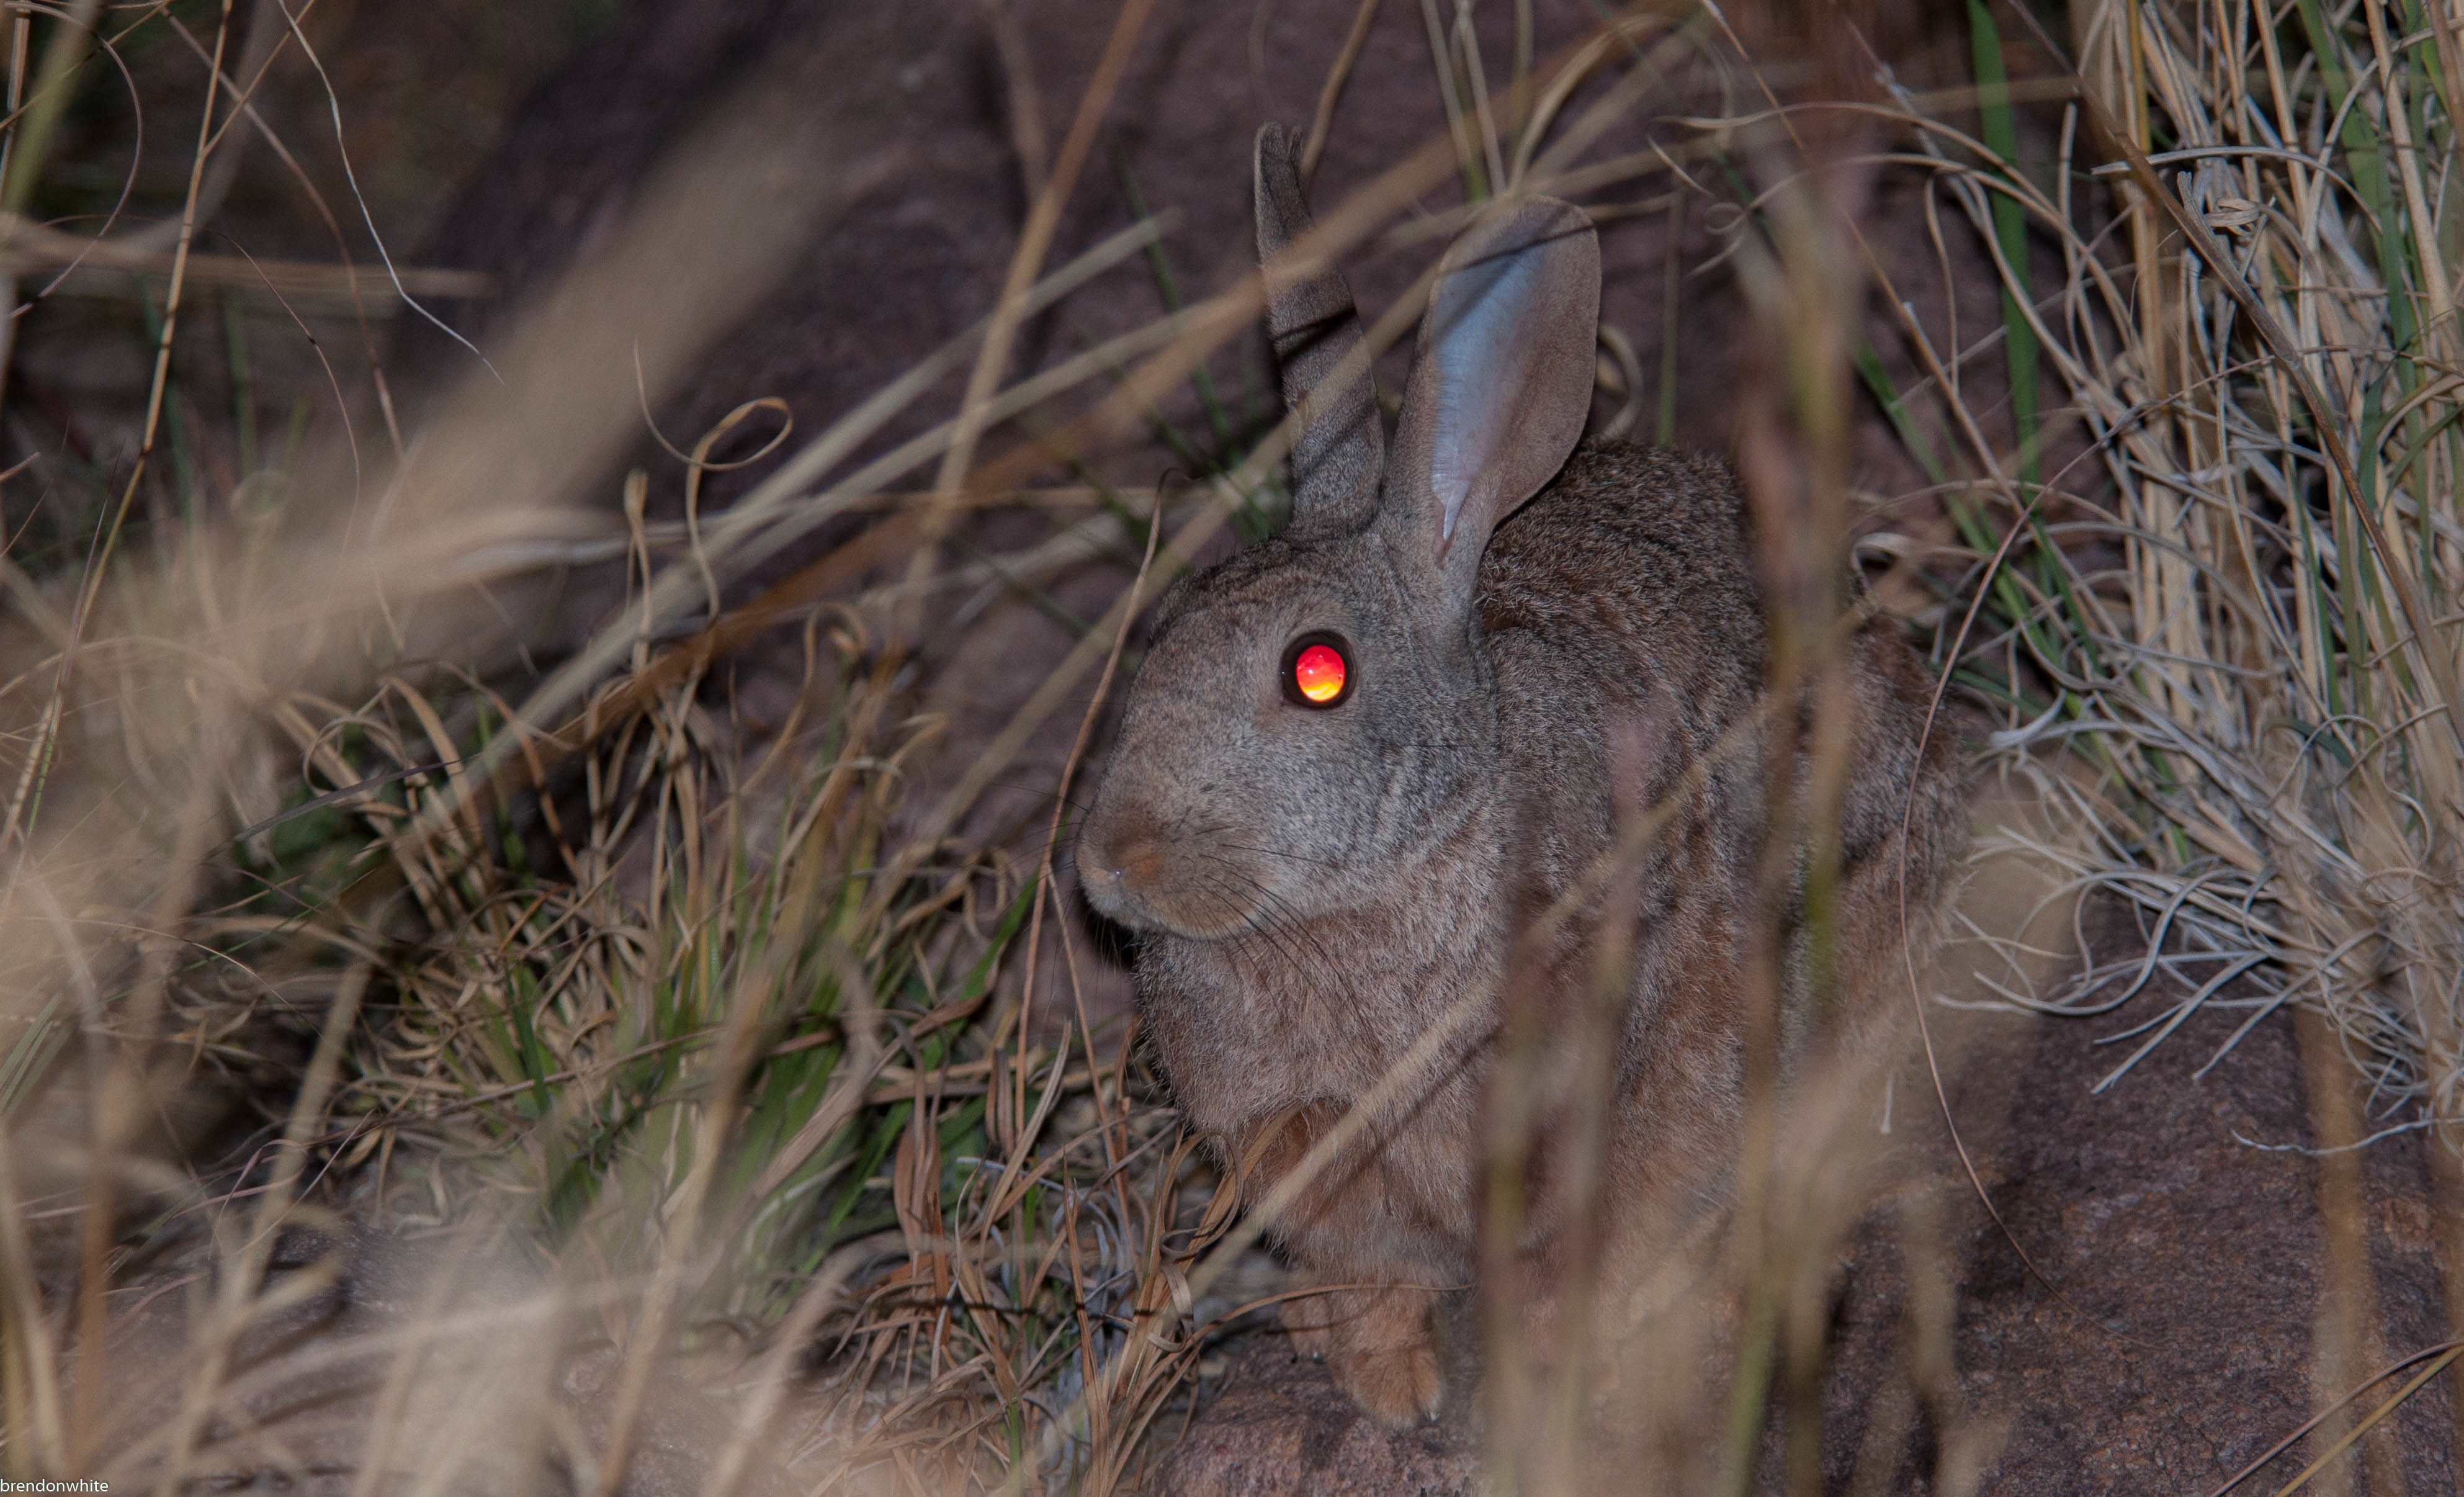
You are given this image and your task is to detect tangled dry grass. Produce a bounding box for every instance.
[1,0,2460,1492]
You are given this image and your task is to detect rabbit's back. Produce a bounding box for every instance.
[1449,439,1961,1269]
[1477,439,1962,1048]
[1475,442,1771,944]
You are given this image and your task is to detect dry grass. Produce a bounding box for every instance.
[1,0,2459,1493]
[1908,0,2464,1142]
[1842,0,2464,1482]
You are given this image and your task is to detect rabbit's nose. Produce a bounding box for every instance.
[1109,839,1166,891]
[1078,809,1169,916]
[1087,837,1165,898]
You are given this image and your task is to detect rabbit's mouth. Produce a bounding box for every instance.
[1075,814,1273,940]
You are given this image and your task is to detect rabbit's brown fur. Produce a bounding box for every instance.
[1076,128,1963,1426]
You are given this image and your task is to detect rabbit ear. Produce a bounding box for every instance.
[1255,124,1383,534]
[1382,197,1598,608]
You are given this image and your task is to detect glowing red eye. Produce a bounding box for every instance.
[1294,645,1345,702]
[1283,632,1352,708]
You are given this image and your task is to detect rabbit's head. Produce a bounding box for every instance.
[1076,127,1599,940]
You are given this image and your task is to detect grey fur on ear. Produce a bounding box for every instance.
[1255,124,1384,536]
[1386,196,1600,596]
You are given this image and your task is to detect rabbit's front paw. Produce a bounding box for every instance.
[1278,1282,1443,1424]
[1306,1286,1441,1426]
[1330,1326,1444,1427]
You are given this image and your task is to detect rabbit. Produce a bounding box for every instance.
[1073,124,1965,1427]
